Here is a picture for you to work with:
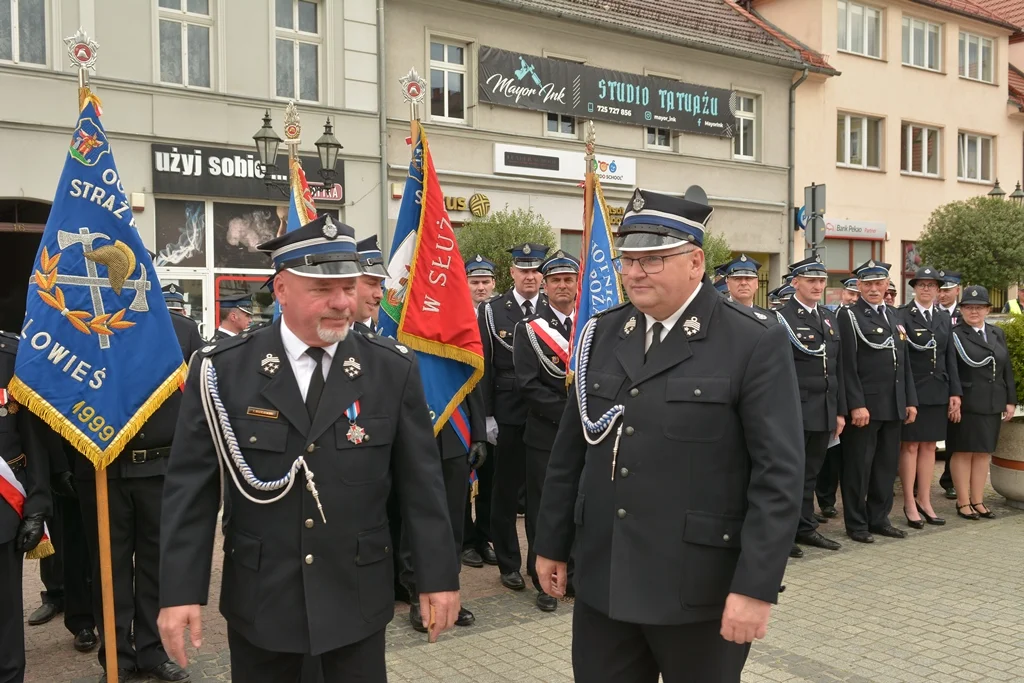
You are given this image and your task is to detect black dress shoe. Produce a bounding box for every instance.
[789,544,804,558]
[795,530,842,551]
[480,546,498,565]
[904,507,924,530]
[869,524,906,539]
[99,669,136,683]
[455,607,475,626]
[536,593,558,612]
[820,505,838,518]
[500,571,526,590]
[813,512,829,524]
[74,628,99,653]
[971,502,996,519]
[461,548,484,568]
[409,603,428,633]
[848,530,875,543]
[916,502,945,526]
[28,602,61,626]
[944,487,957,500]
[143,661,190,682]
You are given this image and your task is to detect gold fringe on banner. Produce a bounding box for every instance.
[26,538,55,560]
[9,362,187,471]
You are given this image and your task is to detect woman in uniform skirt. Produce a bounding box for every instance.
[947,286,1018,520]
[898,267,960,528]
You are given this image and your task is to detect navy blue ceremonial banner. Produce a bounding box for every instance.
[10,89,186,469]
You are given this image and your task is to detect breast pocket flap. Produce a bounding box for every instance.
[232,417,289,453]
[683,511,743,549]
[588,372,625,400]
[355,524,392,566]
[224,529,262,571]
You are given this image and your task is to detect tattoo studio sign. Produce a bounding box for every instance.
[478,46,736,137]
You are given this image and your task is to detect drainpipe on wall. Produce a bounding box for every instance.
[788,68,809,266]
[377,0,389,250]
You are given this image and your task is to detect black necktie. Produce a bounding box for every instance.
[646,322,663,362]
[305,347,327,420]
[810,308,819,321]
[924,309,931,323]
[979,328,988,343]
[522,300,533,317]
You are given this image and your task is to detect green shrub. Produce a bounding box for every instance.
[999,312,1024,407]
[457,208,557,293]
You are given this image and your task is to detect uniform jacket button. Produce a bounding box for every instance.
[249,436,258,443]
[617,509,627,519]
[305,554,314,565]
[619,467,629,478]
[594,382,601,389]
[629,388,639,397]
[304,519,314,528]
[306,444,315,453]
[624,426,635,436]
[694,389,702,397]
[723,533,730,542]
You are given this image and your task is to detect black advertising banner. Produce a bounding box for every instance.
[151,144,345,202]
[478,46,736,137]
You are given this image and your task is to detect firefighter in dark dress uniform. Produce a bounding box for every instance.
[937,270,963,499]
[512,250,579,613]
[776,256,845,559]
[722,254,767,314]
[75,293,203,683]
[838,260,918,544]
[158,216,461,683]
[534,187,804,683]
[0,331,53,683]
[210,294,253,342]
[478,243,552,592]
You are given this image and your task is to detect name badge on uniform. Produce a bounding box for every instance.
[246,407,280,419]
[345,401,368,444]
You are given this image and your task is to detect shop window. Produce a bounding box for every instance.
[275,0,320,102]
[733,95,757,161]
[837,113,882,170]
[901,16,941,72]
[958,31,994,84]
[161,276,206,331]
[215,275,275,327]
[158,0,212,88]
[154,199,207,268]
[213,202,287,269]
[957,131,993,182]
[559,230,582,259]
[546,113,577,138]
[822,237,883,290]
[900,123,940,177]
[837,0,882,59]
[0,0,46,65]
[430,39,466,122]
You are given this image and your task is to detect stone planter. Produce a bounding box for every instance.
[991,417,1024,509]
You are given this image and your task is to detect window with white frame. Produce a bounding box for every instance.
[900,123,940,177]
[158,0,213,88]
[837,1,882,58]
[274,0,320,102]
[646,127,671,150]
[430,40,466,122]
[958,31,994,83]
[901,17,941,71]
[836,113,882,169]
[0,0,46,65]
[733,95,757,160]
[957,132,993,182]
[547,113,576,137]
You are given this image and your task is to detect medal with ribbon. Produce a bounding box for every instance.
[345,400,367,444]
[0,388,18,418]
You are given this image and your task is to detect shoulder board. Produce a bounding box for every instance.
[723,298,772,326]
[198,330,253,357]
[361,332,414,360]
[0,332,19,355]
[591,301,631,320]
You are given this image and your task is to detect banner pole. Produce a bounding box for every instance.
[583,121,596,239]
[95,470,120,682]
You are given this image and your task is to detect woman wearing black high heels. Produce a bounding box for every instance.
[946,287,1017,521]
[897,268,960,528]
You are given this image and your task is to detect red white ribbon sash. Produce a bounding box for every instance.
[528,318,570,365]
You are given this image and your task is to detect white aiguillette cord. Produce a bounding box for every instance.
[199,357,326,523]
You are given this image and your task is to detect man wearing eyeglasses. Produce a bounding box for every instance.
[533,187,804,683]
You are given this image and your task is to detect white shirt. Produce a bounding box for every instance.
[915,301,934,318]
[872,303,888,322]
[360,318,373,329]
[644,283,702,352]
[512,290,540,315]
[974,326,987,341]
[942,304,957,315]
[794,297,817,315]
[551,307,574,328]
[280,317,338,401]
[216,326,235,337]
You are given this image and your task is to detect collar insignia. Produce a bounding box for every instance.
[260,354,281,376]
[343,357,361,379]
[683,316,701,337]
[624,316,636,335]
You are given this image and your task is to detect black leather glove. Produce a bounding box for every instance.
[51,471,78,498]
[16,513,46,553]
[468,442,488,470]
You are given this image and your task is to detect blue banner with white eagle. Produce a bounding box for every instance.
[10,88,186,470]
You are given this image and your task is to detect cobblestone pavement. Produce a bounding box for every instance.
[24,487,1024,682]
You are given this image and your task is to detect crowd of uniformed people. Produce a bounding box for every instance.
[1,186,1018,683]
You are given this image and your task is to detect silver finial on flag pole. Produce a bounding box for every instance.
[64,28,99,86]
[400,67,427,122]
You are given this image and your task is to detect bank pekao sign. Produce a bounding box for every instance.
[478,46,736,137]
[151,144,344,202]
[824,219,886,240]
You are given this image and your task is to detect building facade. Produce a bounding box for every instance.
[0,0,383,336]
[755,0,1024,304]
[383,0,835,303]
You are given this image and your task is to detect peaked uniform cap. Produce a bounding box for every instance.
[843,277,859,291]
[356,235,390,279]
[960,286,990,306]
[853,259,891,281]
[723,254,761,277]
[508,243,548,269]
[257,214,362,279]
[908,266,943,287]
[540,250,580,276]
[789,255,828,278]
[466,254,496,277]
[939,270,962,289]
[218,293,254,315]
[617,186,713,251]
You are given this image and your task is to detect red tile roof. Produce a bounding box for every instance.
[908,0,1020,31]
[970,0,1024,39]
[725,0,835,70]
[1009,64,1024,110]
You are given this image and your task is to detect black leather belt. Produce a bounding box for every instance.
[130,447,170,464]
[5,453,26,471]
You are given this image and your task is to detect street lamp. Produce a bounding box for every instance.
[252,110,282,174]
[1009,182,1024,207]
[988,179,1006,199]
[252,104,342,195]
[314,117,342,191]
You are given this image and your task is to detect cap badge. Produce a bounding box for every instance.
[683,317,701,337]
[523,244,531,255]
[322,216,338,240]
[938,271,945,277]
[924,269,931,274]
[867,259,876,268]
[343,357,361,379]
[632,193,645,211]
[624,316,636,335]
[476,255,483,262]
[971,290,978,297]
[260,354,281,376]
[740,255,747,262]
